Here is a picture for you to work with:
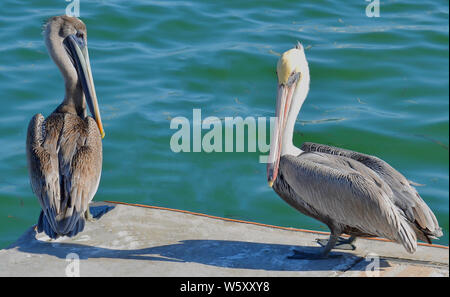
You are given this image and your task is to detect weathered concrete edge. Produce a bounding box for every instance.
[103,200,449,266]
[0,201,448,277]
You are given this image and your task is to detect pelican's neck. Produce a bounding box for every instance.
[281,71,310,157]
[45,25,86,118]
[57,84,87,118]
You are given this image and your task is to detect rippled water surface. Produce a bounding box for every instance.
[0,0,448,248]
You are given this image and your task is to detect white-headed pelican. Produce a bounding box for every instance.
[267,43,443,259]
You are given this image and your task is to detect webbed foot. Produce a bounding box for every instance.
[316,236,356,251]
[84,208,95,222]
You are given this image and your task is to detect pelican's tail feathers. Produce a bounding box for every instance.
[37,210,58,239]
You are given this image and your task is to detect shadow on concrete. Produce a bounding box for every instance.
[90,204,116,219]
[8,230,390,272]
[7,204,391,272]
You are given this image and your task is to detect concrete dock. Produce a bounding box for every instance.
[0,201,448,277]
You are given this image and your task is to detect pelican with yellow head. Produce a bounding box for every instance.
[267,43,442,259]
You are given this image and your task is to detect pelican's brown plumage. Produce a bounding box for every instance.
[26,15,104,239]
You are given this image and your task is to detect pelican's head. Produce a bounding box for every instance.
[44,15,105,139]
[267,43,310,187]
[276,43,307,86]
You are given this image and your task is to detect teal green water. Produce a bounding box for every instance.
[0,0,448,249]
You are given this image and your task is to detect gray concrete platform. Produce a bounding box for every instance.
[0,201,448,277]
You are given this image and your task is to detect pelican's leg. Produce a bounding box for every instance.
[316,235,357,251]
[84,207,95,222]
[289,233,339,260]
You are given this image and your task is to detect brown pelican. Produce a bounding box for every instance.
[26,15,104,239]
[267,43,443,259]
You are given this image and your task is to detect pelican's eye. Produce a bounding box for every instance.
[287,71,300,86]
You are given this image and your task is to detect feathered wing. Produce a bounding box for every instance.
[280,153,417,253]
[26,113,102,238]
[301,142,443,242]
[27,114,61,238]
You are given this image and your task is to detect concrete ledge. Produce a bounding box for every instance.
[0,201,448,277]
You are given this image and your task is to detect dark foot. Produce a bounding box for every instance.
[287,249,341,260]
[316,237,356,251]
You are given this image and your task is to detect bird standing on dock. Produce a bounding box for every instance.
[267,43,442,259]
[26,16,104,239]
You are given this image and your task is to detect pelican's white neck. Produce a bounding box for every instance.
[281,68,310,157]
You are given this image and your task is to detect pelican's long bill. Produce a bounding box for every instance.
[63,34,105,138]
[267,72,300,187]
